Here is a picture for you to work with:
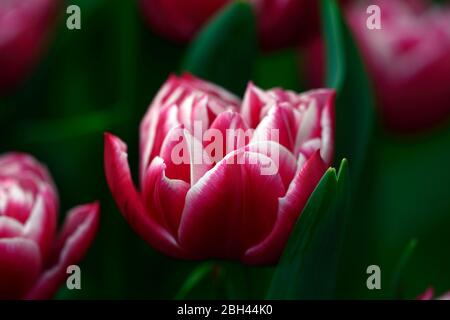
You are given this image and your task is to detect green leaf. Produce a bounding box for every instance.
[175,262,216,300]
[321,0,375,185]
[181,1,257,95]
[390,239,418,299]
[267,159,350,299]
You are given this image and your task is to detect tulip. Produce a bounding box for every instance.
[0,153,99,299]
[139,0,320,51]
[104,74,334,265]
[305,0,450,132]
[0,0,58,94]
[417,287,450,300]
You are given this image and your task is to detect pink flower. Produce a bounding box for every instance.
[139,0,320,51]
[0,0,58,94]
[306,0,450,132]
[417,287,450,300]
[104,74,334,265]
[0,153,99,299]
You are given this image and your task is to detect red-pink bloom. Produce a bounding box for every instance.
[417,287,450,300]
[104,74,334,265]
[0,153,99,299]
[0,0,58,94]
[306,0,450,132]
[139,0,319,51]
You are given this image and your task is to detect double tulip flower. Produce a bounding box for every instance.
[0,153,99,299]
[307,0,450,132]
[105,74,335,264]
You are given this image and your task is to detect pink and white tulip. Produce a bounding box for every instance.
[306,0,450,132]
[0,153,99,299]
[104,74,334,265]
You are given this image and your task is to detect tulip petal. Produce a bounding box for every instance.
[178,150,285,260]
[143,157,190,238]
[208,111,251,160]
[0,216,24,238]
[244,151,326,264]
[140,103,180,182]
[0,238,41,299]
[24,202,99,300]
[252,104,296,151]
[22,186,57,261]
[241,82,269,128]
[104,133,188,258]
[246,141,297,190]
[181,73,241,108]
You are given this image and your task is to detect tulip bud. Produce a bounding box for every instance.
[0,153,99,299]
[105,74,335,265]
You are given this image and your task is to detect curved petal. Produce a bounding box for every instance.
[160,126,213,184]
[139,103,179,183]
[24,202,99,300]
[246,141,297,190]
[143,157,190,238]
[22,185,57,261]
[208,111,251,160]
[252,104,296,151]
[241,82,269,128]
[0,216,24,238]
[180,73,241,108]
[0,238,41,299]
[178,150,285,260]
[243,151,327,265]
[104,133,188,258]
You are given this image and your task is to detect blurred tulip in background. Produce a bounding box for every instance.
[0,153,99,299]
[306,0,450,133]
[0,0,59,95]
[140,0,322,51]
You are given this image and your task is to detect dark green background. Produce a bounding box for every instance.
[1,0,449,299]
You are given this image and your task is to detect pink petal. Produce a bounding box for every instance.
[252,103,296,151]
[0,238,41,299]
[208,111,251,160]
[139,103,179,183]
[241,82,269,128]
[22,186,57,261]
[142,157,190,238]
[160,127,213,185]
[246,141,297,190]
[24,202,99,300]
[104,133,188,258]
[178,150,285,261]
[417,287,435,300]
[243,151,327,265]
[0,216,24,238]
[181,73,241,108]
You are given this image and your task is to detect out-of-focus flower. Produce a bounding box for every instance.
[0,153,99,299]
[306,0,450,133]
[139,0,320,51]
[417,287,450,300]
[0,0,58,94]
[104,74,334,265]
